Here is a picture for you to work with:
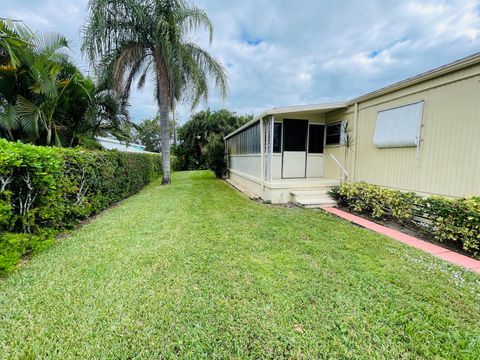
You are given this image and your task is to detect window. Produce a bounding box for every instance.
[273,123,282,153]
[373,101,424,148]
[325,123,341,145]
[308,124,325,153]
[283,120,308,151]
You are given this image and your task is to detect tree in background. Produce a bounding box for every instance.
[0,19,30,69]
[175,109,252,175]
[0,19,131,147]
[82,0,227,185]
[134,117,177,153]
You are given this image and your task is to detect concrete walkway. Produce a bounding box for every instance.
[324,207,480,273]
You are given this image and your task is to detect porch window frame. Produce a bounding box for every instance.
[273,122,283,154]
[307,123,326,154]
[325,122,343,146]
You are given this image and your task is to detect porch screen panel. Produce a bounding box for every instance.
[227,121,261,155]
[273,123,282,153]
[373,101,424,148]
[308,124,325,153]
[283,120,308,151]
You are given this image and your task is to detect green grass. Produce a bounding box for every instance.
[1,171,479,359]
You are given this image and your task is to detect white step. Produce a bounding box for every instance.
[303,203,337,209]
[290,188,337,208]
[290,188,331,199]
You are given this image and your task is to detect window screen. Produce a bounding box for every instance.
[273,123,282,153]
[325,123,341,145]
[308,124,325,153]
[373,101,424,148]
[283,120,308,151]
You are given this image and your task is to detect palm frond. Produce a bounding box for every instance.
[178,7,214,42]
[180,42,228,107]
[0,102,19,137]
[16,95,46,136]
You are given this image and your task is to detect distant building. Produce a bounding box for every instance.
[95,136,153,153]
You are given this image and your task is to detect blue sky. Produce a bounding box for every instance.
[4,0,480,123]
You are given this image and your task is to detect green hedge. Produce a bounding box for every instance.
[330,182,480,258]
[0,139,162,274]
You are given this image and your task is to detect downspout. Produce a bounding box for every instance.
[260,117,265,190]
[352,102,359,182]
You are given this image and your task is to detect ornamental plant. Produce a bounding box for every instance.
[0,139,164,274]
[330,182,480,258]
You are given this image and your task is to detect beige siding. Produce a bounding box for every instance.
[324,110,354,180]
[343,63,480,197]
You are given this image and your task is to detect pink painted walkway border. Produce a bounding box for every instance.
[324,207,480,273]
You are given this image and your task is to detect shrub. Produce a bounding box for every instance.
[0,232,54,274]
[424,196,480,257]
[205,134,227,178]
[0,139,162,275]
[330,182,480,258]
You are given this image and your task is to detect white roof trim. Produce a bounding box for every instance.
[224,101,347,139]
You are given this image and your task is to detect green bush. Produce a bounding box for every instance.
[0,139,162,275]
[0,232,54,274]
[205,134,227,178]
[330,182,480,258]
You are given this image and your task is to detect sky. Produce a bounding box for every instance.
[3,0,480,124]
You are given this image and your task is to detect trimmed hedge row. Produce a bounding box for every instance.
[330,182,480,258]
[0,139,162,274]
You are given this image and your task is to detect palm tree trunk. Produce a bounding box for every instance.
[159,104,171,184]
[155,57,172,184]
[46,126,52,146]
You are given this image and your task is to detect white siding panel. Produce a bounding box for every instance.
[306,155,324,177]
[272,154,282,179]
[229,155,262,179]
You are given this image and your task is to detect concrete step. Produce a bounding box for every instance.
[303,203,337,209]
[291,189,331,197]
[291,188,337,208]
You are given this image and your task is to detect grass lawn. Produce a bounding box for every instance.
[1,171,479,359]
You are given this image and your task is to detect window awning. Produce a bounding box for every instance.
[373,101,424,148]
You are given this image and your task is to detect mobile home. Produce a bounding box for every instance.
[225,53,480,206]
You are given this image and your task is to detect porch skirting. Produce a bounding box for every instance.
[228,169,339,204]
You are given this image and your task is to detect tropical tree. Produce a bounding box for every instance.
[175,109,252,171]
[0,20,33,138]
[0,19,31,69]
[135,116,176,153]
[82,0,228,184]
[55,65,132,147]
[0,19,132,147]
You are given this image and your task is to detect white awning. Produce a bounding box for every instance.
[373,101,424,148]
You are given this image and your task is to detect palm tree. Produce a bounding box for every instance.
[0,20,32,138]
[82,0,228,184]
[0,19,32,69]
[14,33,73,145]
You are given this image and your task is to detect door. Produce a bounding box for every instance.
[306,124,325,177]
[282,119,308,178]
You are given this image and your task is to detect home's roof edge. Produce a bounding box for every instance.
[347,52,480,105]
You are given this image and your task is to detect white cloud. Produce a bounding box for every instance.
[3,0,480,123]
